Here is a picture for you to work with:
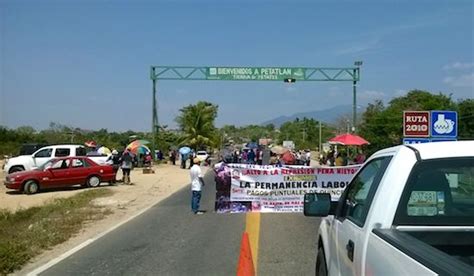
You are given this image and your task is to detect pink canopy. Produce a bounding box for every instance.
[329,133,369,146]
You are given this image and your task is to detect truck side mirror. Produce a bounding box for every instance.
[304,193,332,217]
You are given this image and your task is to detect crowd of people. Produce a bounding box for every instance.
[227,148,264,164]
[319,148,366,166]
[102,144,366,186]
[103,149,156,185]
[166,149,212,169]
[218,147,311,166]
[215,145,367,167]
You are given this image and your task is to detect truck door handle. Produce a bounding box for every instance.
[346,240,354,262]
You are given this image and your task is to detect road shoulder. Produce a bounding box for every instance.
[14,164,207,275]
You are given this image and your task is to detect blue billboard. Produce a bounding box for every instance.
[430,111,458,138]
[430,138,457,143]
[403,138,430,145]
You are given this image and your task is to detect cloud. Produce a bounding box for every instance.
[443,62,474,70]
[328,89,344,98]
[394,89,408,97]
[443,73,474,87]
[335,38,381,56]
[359,90,386,101]
[334,17,444,55]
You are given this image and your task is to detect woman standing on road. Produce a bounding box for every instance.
[120,150,133,184]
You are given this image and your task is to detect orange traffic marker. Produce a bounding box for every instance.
[236,232,255,276]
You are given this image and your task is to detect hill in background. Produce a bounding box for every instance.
[261,105,358,127]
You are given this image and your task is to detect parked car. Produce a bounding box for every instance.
[304,141,474,275]
[3,144,110,174]
[4,156,116,194]
[2,143,49,171]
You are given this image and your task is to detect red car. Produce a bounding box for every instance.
[4,157,116,194]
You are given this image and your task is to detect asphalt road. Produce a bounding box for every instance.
[41,170,321,276]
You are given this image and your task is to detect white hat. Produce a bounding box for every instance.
[112,150,118,154]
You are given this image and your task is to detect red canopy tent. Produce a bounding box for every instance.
[329,133,369,146]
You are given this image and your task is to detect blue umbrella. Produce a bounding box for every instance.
[179,146,191,155]
[246,142,258,149]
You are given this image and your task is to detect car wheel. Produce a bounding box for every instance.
[316,245,328,276]
[24,180,39,195]
[87,176,101,188]
[9,166,25,174]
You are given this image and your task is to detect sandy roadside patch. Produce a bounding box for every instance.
[4,163,208,275]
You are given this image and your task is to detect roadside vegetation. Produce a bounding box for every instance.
[176,101,220,150]
[358,90,473,155]
[0,189,113,275]
[0,90,472,157]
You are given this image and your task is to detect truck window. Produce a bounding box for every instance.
[20,144,48,155]
[34,148,53,158]
[55,148,71,157]
[338,156,392,227]
[76,147,87,156]
[394,157,474,226]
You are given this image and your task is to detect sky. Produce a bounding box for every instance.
[0,0,473,131]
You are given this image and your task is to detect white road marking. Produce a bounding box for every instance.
[27,202,159,276]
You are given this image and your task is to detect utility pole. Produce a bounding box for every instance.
[353,61,363,133]
[151,67,158,153]
[352,79,356,133]
[318,121,322,153]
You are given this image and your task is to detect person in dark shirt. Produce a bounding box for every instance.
[247,149,256,164]
[120,150,133,184]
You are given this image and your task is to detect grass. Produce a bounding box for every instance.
[0,188,114,275]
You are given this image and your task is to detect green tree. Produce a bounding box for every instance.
[278,117,334,150]
[154,125,181,153]
[359,90,458,154]
[176,101,219,150]
[220,124,279,147]
[458,98,474,139]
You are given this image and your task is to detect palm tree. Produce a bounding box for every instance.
[176,101,219,150]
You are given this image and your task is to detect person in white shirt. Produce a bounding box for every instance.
[190,157,205,214]
[305,150,311,166]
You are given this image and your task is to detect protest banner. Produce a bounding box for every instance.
[214,163,360,213]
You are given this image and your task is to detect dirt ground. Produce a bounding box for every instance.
[0,161,206,275]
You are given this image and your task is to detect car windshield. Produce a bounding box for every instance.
[395,157,474,226]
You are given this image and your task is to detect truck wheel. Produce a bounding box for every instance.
[9,166,25,174]
[87,176,101,188]
[24,180,39,195]
[316,245,328,276]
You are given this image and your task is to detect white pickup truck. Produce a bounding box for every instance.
[3,145,110,174]
[304,141,474,275]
